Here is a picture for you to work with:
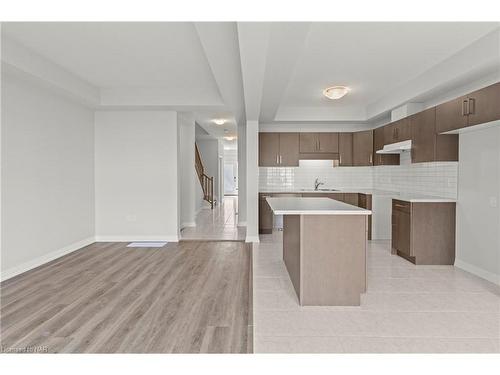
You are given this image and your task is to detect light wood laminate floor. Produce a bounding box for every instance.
[1,241,252,353]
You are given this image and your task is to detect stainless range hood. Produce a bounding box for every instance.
[376,140,412,154]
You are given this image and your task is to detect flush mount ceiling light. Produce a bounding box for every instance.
[213,119,225,125]
[323,86,350,100]
[224,136,236,141]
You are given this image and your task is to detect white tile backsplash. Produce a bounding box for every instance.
[259,156,458,199]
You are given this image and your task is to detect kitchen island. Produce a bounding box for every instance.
[266,197,372,306]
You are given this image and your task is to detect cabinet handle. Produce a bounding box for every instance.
[462,99,469,116]
[318,138,321,150]
[340,154,342,165]
[279,155,282,164]
[468,98,475,115]
[276,154,279,164]
[369,154,373,164]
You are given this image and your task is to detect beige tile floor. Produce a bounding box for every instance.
[253,231,500,353]
[180,196,246,241]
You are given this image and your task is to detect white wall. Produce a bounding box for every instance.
[237,122,247,224]
[94,111,179,241]
[178,113,196,228]
[455,125,500,285]
[1,72,95,279]
[246,120,259,242]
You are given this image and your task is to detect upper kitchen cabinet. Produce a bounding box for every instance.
[259,132,300,167]
[299,133,339,153]
[467,82,500,127]
[384,117,411,144]
[259,133,280,166]
[435,94,470,133]
[279,133,301,166]
[338,133,353,166]
[352,130,373,166]
[436,82,500,133]
[373,126,399,166]
[410,107,458,163]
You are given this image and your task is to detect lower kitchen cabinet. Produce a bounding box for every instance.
[259,194,274,234]
[358,193,372,240]
[391,199,456,265]
[342,193,359,206]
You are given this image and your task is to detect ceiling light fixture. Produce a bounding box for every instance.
[224,136,236,141]
[323,86,350,100]
[213,119,225,125]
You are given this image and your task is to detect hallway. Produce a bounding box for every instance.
[180,196,246,241]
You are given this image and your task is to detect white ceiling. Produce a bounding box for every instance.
[2,21,499,133]
[3,22,220,90]
[264,22,500,122]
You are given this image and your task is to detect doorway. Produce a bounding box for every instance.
[224,161,238,195]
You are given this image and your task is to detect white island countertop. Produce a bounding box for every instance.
[266,197,372,215]
[260,189,456,203]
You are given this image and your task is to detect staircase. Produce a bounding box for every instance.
[195,143,215,209]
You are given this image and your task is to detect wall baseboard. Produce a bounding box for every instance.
[1,236,95,282]
[94,235,179,242]
[454,258,500,286]
[245,235,260,243]
[180,221,196,229]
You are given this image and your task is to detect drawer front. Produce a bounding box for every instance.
[392,199,410,213]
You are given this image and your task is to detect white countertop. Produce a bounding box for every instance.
[266,197,372,215]
[259,188,456,203]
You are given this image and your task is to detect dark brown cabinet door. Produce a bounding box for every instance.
[411,107,458,163]
[373,127,399,166]
[385,118,411,143]
[342,193,359,206]
[435,95,468,133]
[392,200,411,256]
[339,133,353,166]
[259,194,273,234]
[259,133,280,166]
[353,130,373,166]
[299,133,317,153]
[467,82,500,127]
[395,118,411,141]
[279,133,300,166]
[396,211,411,256]
[384,122,397,144]
[411,108,436,163]
[317,133,339,153]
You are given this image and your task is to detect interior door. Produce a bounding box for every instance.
[224,162,237,195]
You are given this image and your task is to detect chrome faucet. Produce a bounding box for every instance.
[314,178,325,191]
